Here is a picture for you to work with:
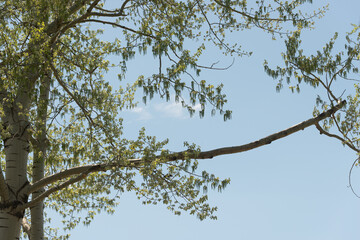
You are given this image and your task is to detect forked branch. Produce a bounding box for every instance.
[17,168,94,212]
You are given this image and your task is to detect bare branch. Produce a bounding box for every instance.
[195,58,235,70]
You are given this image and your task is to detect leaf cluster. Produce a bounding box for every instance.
[0,0,326,238]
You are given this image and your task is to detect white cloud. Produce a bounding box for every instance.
[154,102,186,119]
[129,107,152,120]
[128,102,201,121]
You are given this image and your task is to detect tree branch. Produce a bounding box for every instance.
[58,0,101,34]
[27,100,346,196]
[45,0,93,35]
[79,19,158,39]
[315,121,359,152]
[213,0,290,22]
[129,100,347,161]
[27,165,106,195]
[90,0,130,17]
[16,169,94,213]
[49,62,95,126]
[289,61,339,102]
[48,0,132,44]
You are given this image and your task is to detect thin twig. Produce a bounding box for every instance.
[314,122,359,152]
[80,19,158,40]
[90,0,130,17]
[348,157,360,198]
[49,62,95,126]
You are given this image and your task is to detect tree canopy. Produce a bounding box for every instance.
[0,0,359,239]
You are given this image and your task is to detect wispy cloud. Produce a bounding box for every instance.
[154,102,186,119]
[128,102,202,121]
[129,106,152,120]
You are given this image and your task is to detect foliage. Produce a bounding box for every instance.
[0,0,337,239]
[264,24,360,153]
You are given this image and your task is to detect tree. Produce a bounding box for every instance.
[0,0,358,239]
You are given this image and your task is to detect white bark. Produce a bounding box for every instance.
[0,136,30,239]
[0,213,22,239]
[0,91,31,239]
[30,197,43,240]
[31,74,51,240]
[5,137,29,196]
[31,152,45,240]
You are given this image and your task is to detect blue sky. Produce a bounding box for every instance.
[52,1,360,239]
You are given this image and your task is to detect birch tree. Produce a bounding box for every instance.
[0,0,358,239]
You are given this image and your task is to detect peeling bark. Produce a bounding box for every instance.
[21,217,31,240]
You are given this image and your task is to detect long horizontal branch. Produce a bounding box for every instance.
[27,100,346,196]
[130,100,347,161]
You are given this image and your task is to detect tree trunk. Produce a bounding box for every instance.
[30,187,44,240]
[31,150,45,240]
[0,89,32,238]
[0,124,30,238]
[31,73,51,240]
[0,213,22,239]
